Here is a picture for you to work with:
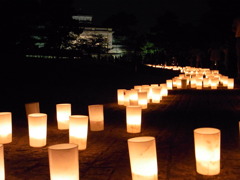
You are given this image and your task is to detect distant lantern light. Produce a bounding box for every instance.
[151,87,162,103]
[129,89,139,106]
[196,79,203,89]
[203,78,210,88]
[88,104,104,131]
[181,78,188,89]
[0,112,12,144]
[69,115,88,150]
[56,103,71,130]
[124,90,131,106]
[160,84,168,96]
[0,144,4,180]
[138,91,148,109]
[166,80,173,90]
[48,143,79,180]
[194,127,221,175]
[117,89,126,105]
[25,102,40,117]
[128,136,158,180]
[210,78,219,89]
[28,113,47,147]
[126,106,142,133]
[227,78,234,89]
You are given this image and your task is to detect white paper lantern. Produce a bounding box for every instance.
[126,106,142,133]
[48,143,79,180]
[88,104,104,131]
[28,113,47,147]
[0,112,12,144]
[128,136,158,180]
[56,103,71,130]
[117,89,126,105]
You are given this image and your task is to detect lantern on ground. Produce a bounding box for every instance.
[196,79,203,89]
[194,127,221,175]
[190,78,197,88]
[69,115,88,150]
[0,144,4,180]
[0,112,12,144]
[25,102,40,117]
[210,78,219,89]
[128,136,158,180]
[129,89,139,105]
[138,91,148,109]
[160,84,168,96]
[56,103,71,130]
[151,87,162,103]
[203,78,210,88]
[117,89,125,105]
[124,90,131,106]
[126,106,142,133]
[28,113,47,147]
[227,78,234,89]
[166,80,173,90]
[181,78,188,89]
[48,143,79,180]
[88,105,104,131]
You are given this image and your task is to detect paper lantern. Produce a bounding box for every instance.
[124,90,131,106]
[196,79,203,89]
[176,78,182,89]
[69,115,88,150]
[117,89,126,105]
[160,84,168,96]
[0,112,12,144]
[128,136,158,180]
[88,104,104,131]
[126,106,142,133]
[194,127,221,175]
[210,78,219,89]
[181,78,188,89]
[203,78,210,88]
[138,91,148,109]
[0,144,4,180]
[28,113,47,147]
[227,78,234,89]
[190,78,197,88]
[48,143,79,180]
[151,87,162,103]
[56,103,71,130]
[166,80,173,90]
[129,89,139,106]
[25,102,40,117]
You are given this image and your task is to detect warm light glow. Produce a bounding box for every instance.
[151,87,162,103]
[160,84,168,96]
[196,79,203,89]
[138,91,148,109]
[227,78,234,89]
[25,102,40,117]
[48,143,79,180]
[166,80,173,90]
[181,78,188,89]
[56,103,71,130]
[129,89,139,105]
[128,136,158,180]
[194,128,221,175]
[88,105,104,131]
[69,115,88,150]
[28,113,47,147]
[124,90,131,106]
[0,144,4,180]
[203,78,210,88]
[126,106,142,133]
[117,89,126,105]
[0,112,12,144]
[210,78,219,89]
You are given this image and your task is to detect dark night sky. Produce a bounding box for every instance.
[73,0,210,33]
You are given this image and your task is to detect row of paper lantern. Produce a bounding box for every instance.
[146,64,234,89]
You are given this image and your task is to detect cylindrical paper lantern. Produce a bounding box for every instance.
[48,143,79,180]
[196,79,203,89]
[25,102,40,117]
[69,115,88,150]
[160,84,168,96]
[117,89,126,105]
[227,78,234,89]
[138,91,148,109]
[0,144,4,180]
[128,136,158,180]
[151,87,162,103]
[88,105,104,131]
[56,103,71,130]
[124,90,131,106]
[194,127,221,175]
[210,78,219,89]
[203,78,210,88]
[181,78,188,89]
[28,113,47,147]
[129,89,139,105]
[0,112,12,144]
[166,80,173,90]
[126,106,142,133]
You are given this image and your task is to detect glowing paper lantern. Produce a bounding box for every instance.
[48,143,79,180]
[160,84,168,96]
[128,136,158,180]
[196,79,203,89]
[138,91,148,109]
[25,102,40,117]
[28,113,47,147]
[124,90,131,106]
[126,106,142,133]
[166,80,173,90]
[0,144,4,180]
[117,89,126,105]
[210,78,219,89]
[227,78,234,89]
[69,115,88,150]
[0,112,12,144]
[88,104,104,131]
[56,103,71,130]
[129,89,139,105]
[203,78,210,88]
[151,87,162,103]
[194,128,221,175]
[181,78,188,89]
